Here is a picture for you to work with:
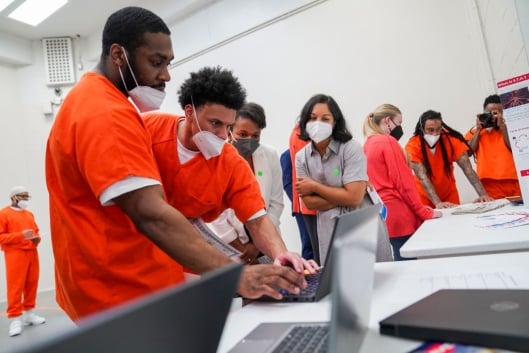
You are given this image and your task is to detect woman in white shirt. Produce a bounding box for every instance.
[210,102,284,264]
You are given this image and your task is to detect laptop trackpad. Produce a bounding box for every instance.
[227,339,275,353]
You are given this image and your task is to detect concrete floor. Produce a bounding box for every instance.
[0,290,76,353]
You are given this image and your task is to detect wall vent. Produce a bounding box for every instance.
[42,37,75,86]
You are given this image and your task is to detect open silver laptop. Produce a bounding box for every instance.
[227,205,380,353]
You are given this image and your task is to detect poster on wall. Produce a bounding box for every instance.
[497,73,529,204]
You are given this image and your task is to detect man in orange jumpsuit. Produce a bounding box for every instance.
[406,110,492,208]
[0,186,45,337]
[46,7,309,322]
[465,94,521,199]
[143,67,318,269]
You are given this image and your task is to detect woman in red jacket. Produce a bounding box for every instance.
[362,104,442,260]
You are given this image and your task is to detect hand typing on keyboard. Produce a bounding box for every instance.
[274,251,319,273]
[238,264,308,300]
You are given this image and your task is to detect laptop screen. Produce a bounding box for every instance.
[14,263,243,353]
[328,205,379,353]
[225,205,381,353]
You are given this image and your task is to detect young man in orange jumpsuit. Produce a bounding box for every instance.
[45,7,310,322]
[143,67,318,269]
[465,94,521,199]
[405,110,492,208]
[0,186,45,337]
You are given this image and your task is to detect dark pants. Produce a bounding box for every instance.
[389,235,416,261]
[302,214,319,265]
[294,212,313,260]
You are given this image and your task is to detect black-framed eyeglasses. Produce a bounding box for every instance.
[16,194,31,200]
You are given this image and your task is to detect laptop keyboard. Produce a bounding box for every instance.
[279,271,322,297]
[272,324,329,353]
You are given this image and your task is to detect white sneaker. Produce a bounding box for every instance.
[9,318,23,337]
[23,311,46,326]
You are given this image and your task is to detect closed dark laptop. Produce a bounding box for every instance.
[15,263,243,353]
[379,289,529,351]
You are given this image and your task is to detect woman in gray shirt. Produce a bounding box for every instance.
[295,94,369,265]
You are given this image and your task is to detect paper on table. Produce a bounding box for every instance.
[417,270,528,293]
[189,218,242,258]
[378,268,529,300]
[473,211,529,229]
[451,199,509,215]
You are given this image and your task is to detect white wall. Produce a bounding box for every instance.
[1,0,527,302]
[477,0,528,85]
[0,32,31,65]
[515,0,529,64]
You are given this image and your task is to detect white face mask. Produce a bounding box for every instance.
[17,200,29,210]
[190,103,225,160]
[118,47,166,112]
[306,121,333,143]
[127,86,165,113]
[423,134,440,148]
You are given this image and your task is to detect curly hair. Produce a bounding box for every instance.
[178,66,246,111]
[101,7,170,59]
[413,110,471,177]
[298,94,352,143]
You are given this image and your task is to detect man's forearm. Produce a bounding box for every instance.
[115,186,233,274]
[457,154,487,197]
[411,162,441,205]
[245,215,287,259]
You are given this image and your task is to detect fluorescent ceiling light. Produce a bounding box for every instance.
[0,0,16,12]
[8,0,68,26]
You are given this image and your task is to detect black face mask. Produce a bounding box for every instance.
[232,138,260,159]
[390,125,404,141]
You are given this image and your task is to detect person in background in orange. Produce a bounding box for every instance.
[280,146,313,260]
[287,123,317,261]
[0,186,45,337]
[465,94,521,199]
[405,110,492,208]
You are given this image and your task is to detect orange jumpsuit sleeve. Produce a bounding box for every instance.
[289,125,315,215]
[465,128,518,180]
[222,144,266,222]
[0,207,38,250]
